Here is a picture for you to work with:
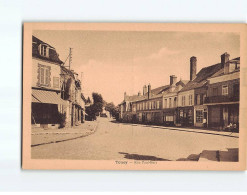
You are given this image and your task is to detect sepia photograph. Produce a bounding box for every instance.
[22,23,247,170]
[3,0,247,192]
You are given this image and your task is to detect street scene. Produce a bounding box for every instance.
[32,117,238,161]
[31,30,240,162]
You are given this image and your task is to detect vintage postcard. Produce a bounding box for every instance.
[22,23,247,170]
